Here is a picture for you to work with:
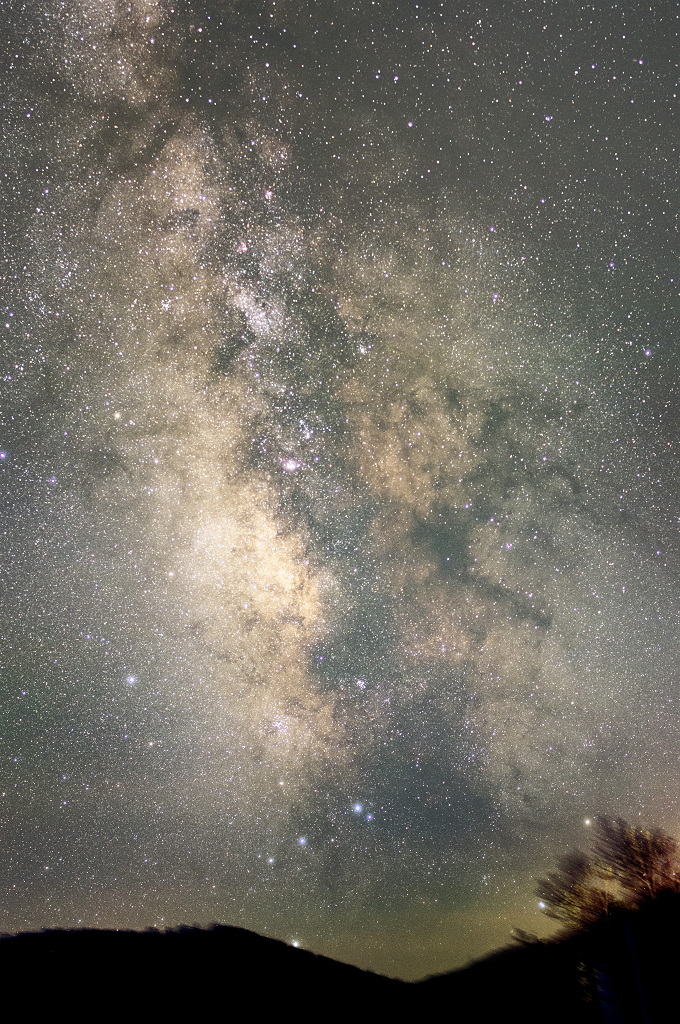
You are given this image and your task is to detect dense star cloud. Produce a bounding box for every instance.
[1,0,678,978]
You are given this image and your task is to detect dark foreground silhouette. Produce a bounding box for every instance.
[3,893,678,1022]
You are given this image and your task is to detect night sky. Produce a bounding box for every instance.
[1,0,678,980]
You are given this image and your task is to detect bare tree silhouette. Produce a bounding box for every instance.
[536,850,627,931]
[535,817,680,933]
[591,816,680,905]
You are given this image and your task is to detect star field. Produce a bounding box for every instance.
[0,0,678,979]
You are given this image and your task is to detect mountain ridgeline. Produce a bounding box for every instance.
[2,818,677,1022]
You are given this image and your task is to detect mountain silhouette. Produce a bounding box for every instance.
[4,889,679,1021]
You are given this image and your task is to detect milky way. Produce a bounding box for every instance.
[1,0,678,978]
